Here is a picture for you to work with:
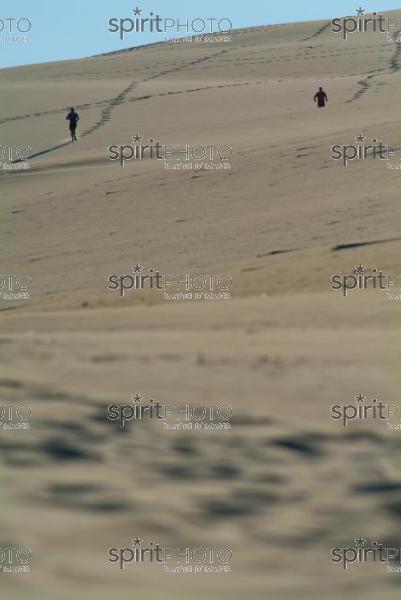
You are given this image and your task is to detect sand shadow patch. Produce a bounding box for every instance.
[332,237,401,251]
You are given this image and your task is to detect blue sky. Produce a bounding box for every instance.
[1,0,400,68]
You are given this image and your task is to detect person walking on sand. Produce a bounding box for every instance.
[314,87,328,108]
[66,107,79,141]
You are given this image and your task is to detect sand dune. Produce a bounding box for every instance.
[1,13,401,600]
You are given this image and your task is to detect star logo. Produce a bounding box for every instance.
[133,7,142,16]
[354,264,366,274]
[355,537,366,547]
[132,393,143,403]
[132,264,143,273]
[132,537,142,546]
[355,133,366,144]
[132,134,142,143]
[355,394,365,403]
[356,7,365,16]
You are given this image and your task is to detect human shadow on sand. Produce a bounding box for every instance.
[12,141,72,163]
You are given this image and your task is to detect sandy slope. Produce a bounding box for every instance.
[1,13,401,600]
